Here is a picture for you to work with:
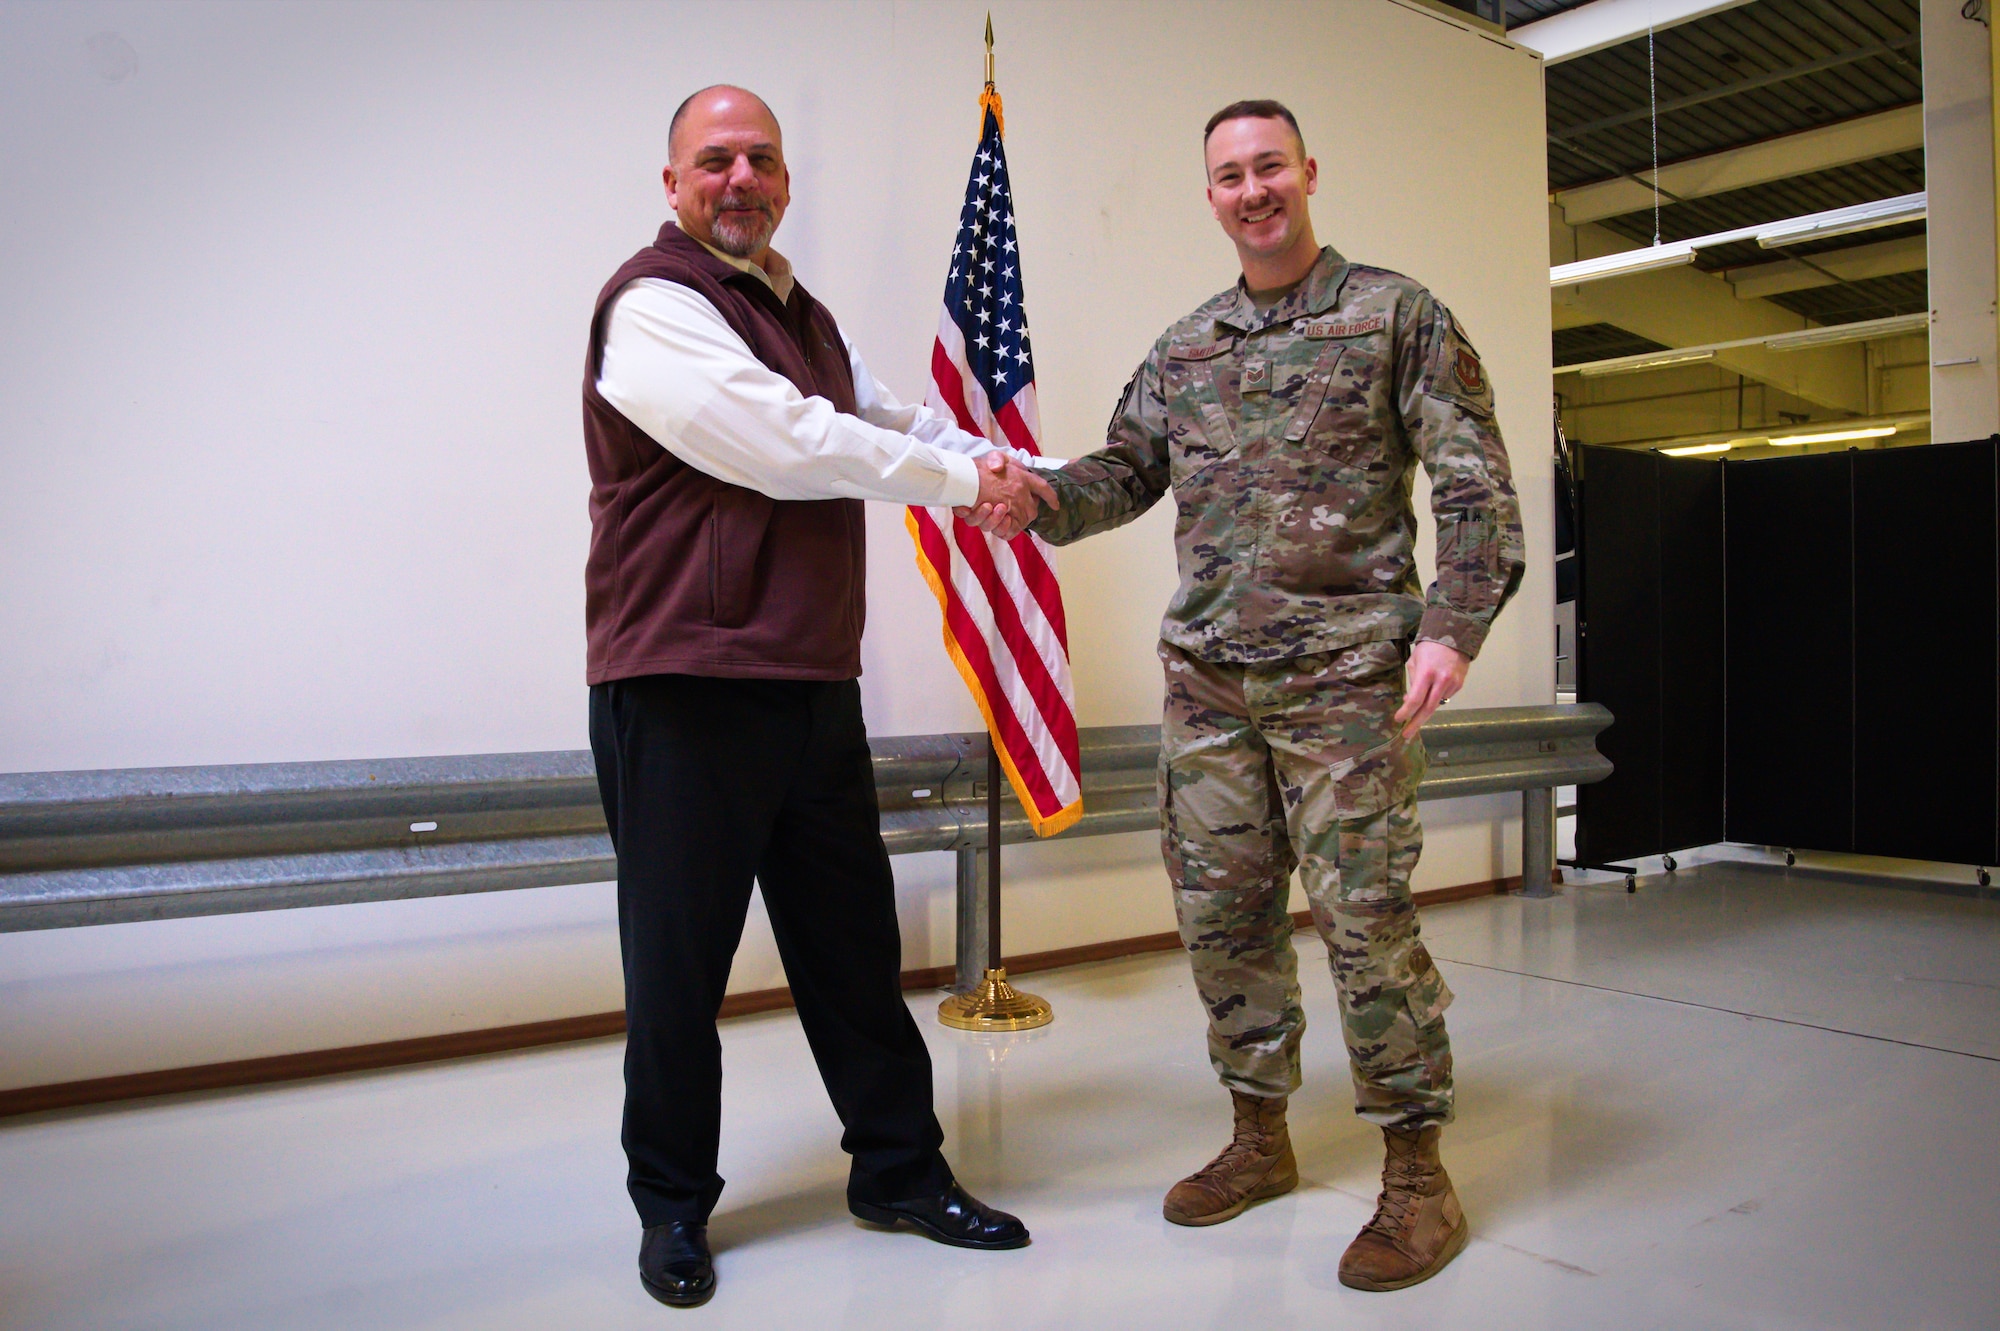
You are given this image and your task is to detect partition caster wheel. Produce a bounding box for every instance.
[1981,868,1992,888]
[1625,874,1637,893]
[1784,851,1796,867]
[1662,855,1678,872]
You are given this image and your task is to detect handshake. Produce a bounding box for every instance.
[951,451,1061,541]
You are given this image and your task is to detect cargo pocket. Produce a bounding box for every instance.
[1403,942,1454,1026]
[1327,727,1425,819]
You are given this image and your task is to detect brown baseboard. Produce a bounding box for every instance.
[0,876,1513,1120]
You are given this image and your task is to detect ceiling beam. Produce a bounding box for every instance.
[1552,104,1925,225]
[1719,233,1928,299]
[1511,0,1759,65]
[1552,221,1869,412]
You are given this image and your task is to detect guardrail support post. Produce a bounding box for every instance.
[954,845,990,993]
[1520,786,1556,899]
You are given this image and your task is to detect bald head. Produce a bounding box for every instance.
[662,84,790,264]
[668,85,781,167]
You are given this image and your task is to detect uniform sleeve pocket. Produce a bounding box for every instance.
[1437,511,1500,614]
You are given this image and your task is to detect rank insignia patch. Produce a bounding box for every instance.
[1242,358,1271,392]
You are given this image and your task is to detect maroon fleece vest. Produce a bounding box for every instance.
[583,224,866,683]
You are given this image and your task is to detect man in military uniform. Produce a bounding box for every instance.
[1030,99,1522,1290]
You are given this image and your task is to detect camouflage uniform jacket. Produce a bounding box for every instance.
[1031,246,1524,664]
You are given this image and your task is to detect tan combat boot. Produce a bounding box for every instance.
[1162,1091,1299,1226]
[1337,1125,1468,1290]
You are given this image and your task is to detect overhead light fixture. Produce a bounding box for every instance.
[1550,242,1697,287]
[1577,347,1716,377]
[1550,192,1928,288]
[1660,441,1738,456]
[1768,425,1899,446]
[1765,311,1931,352]
[1616,415,1928,454]
[1559,312,1931,377]
[1755,192,1927,248]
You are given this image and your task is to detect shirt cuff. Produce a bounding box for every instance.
[1415,606,1489,660]
[937,450,981,508]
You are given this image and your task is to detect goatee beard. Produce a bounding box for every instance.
[710,210,775,258]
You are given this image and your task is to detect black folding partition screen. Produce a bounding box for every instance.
[1574,449,1725,866]
[1723,452,1854,851]
[1851,443,1999,865]
[1576,438,2000,869]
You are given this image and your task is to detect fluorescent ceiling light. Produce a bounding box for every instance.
[1768,425,1899,446]
[1765,311,1930,352]
[1755,192,1927,248]
[1578,348,1716,377]
[1660,442,1737,456]
[1611,414,1927,454]
[1551,243,1697,286]
[1559,312,1931,377]
[1550,192,1927,288]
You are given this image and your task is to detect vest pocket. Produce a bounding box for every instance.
[708,490,776,628]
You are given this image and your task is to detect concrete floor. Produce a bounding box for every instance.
[2,859,1998,1330]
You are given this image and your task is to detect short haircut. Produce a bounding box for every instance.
[1202,99,1304,152]
[668,84,778,161]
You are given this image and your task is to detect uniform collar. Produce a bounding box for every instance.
[1215,245,1352,332]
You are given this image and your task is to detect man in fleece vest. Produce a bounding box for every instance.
[582,84,1054,1308]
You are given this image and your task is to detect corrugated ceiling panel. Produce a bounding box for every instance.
[1554,323,1671,366]
[1546,0,1921,191]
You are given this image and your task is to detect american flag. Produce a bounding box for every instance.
[905,92,1082,838]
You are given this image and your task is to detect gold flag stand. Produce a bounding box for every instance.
[937,16,1051,1035]
[938,737,1053,1033]
[938,965,1052,1032]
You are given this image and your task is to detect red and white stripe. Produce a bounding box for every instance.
[906,310,1082,836]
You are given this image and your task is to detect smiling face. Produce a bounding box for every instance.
[663,86,790,264]
[1203,114,1319,278]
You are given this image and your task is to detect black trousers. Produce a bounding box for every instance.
[589,673,950,1227]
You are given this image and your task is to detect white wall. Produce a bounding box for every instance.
[1921,0,2000,440]
[0,0,1553,1088]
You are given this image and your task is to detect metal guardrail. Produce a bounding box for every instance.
[0,705,1612,985]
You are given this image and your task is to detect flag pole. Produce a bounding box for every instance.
[987,741,1002,968]
[935,14,1052,1033]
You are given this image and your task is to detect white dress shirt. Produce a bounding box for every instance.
[596,241,1021,509]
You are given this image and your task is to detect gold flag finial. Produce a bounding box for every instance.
[978,13,1003,136]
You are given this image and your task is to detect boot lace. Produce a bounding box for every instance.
[1362,1144,1430,1238]
[1190,1117,1275,1184]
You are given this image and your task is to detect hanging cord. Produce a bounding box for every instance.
[1648,21,1661,246]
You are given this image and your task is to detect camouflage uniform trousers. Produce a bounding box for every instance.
[1159,637,1454,1129]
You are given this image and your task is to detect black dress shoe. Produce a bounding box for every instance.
[849,1181,1030,1250]
[639,1220,715,1307]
